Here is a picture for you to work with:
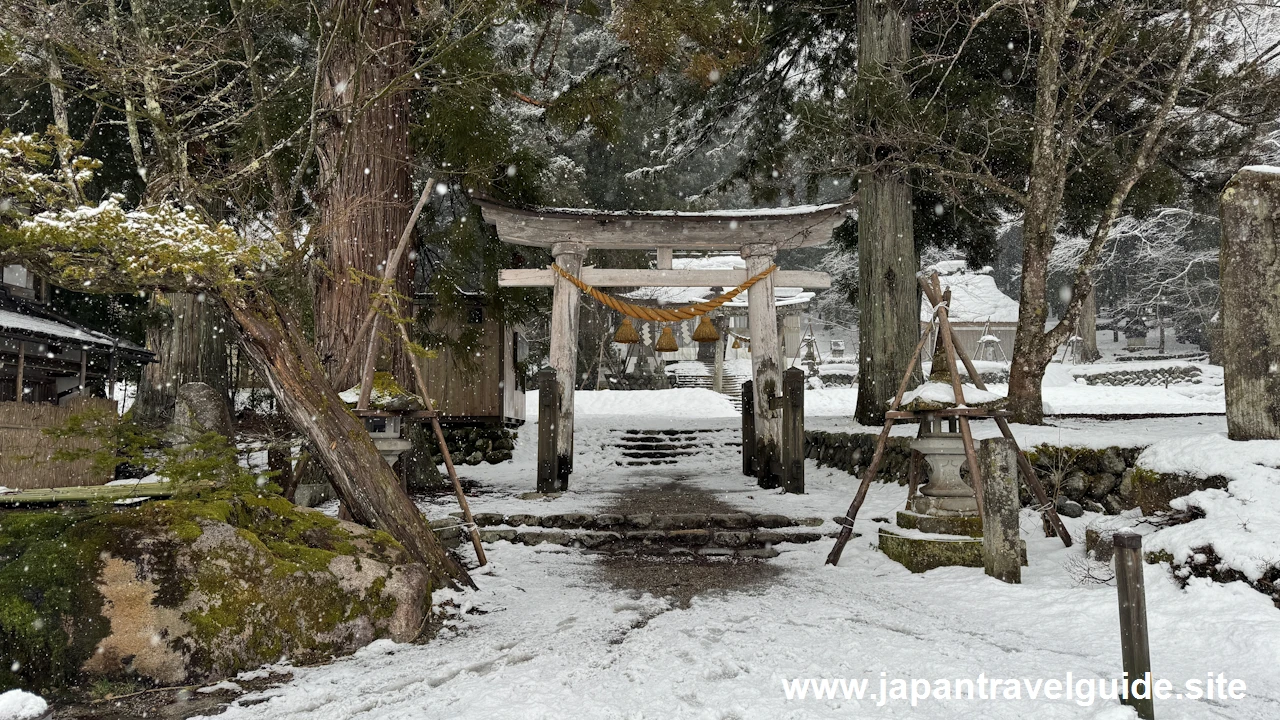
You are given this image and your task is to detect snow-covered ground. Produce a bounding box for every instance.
[206,378,1278,720]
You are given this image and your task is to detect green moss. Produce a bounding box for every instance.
[1130,466,1161,484]
[0,490,420,690]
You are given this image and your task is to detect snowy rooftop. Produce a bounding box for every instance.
[920,265,1020,324]
[0,308,147,352]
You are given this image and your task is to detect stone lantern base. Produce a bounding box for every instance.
[877,511,984,573]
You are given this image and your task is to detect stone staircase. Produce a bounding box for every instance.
[432,511,833,557]
[614,428,740,466]
[671,361,749,410]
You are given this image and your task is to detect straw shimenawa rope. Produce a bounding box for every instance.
[551,263,777,322]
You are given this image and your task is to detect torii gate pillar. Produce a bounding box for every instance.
[743,242,783,488]
[550,241,585,485]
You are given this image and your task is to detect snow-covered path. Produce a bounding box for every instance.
[206,412,1280,719]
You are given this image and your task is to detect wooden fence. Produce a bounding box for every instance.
[0,398,118,489]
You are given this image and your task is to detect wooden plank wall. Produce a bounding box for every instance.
[419,316,502,419]
[0,397,118,489]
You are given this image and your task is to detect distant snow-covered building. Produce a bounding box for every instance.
[921,262,1020,361]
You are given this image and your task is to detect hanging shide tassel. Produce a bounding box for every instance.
[655,325,679,352]
[692,315,720,343]
[614,317,640,344]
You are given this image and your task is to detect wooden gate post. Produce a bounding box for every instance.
[781,367,805,493]
[550,241,585,480]
[1115,531,1154,720]
[978,438,1022,583]
[537,368,560,493]
[741,379,755,477]
[742,242,783,489]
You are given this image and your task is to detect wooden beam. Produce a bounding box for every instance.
[476,198,849,250]
[499,268,832,289]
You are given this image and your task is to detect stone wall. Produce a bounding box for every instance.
[433,425,517,465]
[804,430,1218,518]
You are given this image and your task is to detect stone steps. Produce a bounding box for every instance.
[431,511,833,557]
[612,428,740,466]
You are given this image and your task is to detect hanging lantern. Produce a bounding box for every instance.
[731,337,742,349]
[692,316,720,343]
[655,325,679,353]
[614,317,640,344]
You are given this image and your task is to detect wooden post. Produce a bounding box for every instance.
[550,242,585,482]
[978,438,1022,584]
[656,247,673,270]
[15,343,24,402]
[712,317,727,394]
[537,368,560,494]
[1115,531,1154,720]
[741,379,755,476]
[79,349,87,393]
[742,242,782,489]
[781,367,805,493]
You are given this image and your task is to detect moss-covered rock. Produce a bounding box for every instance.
[0,491,430,692]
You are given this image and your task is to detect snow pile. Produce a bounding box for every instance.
[899,382,1004,408]
[1137,434,1280,581]
[0,690,47,720]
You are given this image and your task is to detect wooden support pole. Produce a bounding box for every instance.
[918,275,1074,548]
[743,242,782,489]
[741,379,755,477]
[537,368,561,494]
[1115,531,1155,720]
[781,367,805,494]
[388,307,487,567]
[550,242,584,484]
[825,318,936,566]
[78,349,87,393]
[932,277,985,518]
[978,438,1022,584]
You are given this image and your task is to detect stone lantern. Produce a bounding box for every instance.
[362,413,413,468]
[909,415,978,518]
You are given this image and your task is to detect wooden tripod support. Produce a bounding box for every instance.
[824,273,1072,566]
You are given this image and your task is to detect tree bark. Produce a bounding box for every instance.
[1078,285,1100,362]
[313,0,414,392]
[853,0,919,426]
[225,289,470,587]
[135,292,231,427]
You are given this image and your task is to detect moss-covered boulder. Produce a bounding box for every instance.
[0,492,431,692]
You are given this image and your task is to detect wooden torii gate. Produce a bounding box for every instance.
[477,198,849,488]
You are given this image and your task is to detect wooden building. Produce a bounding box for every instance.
[414,294,527,426]
[919,262,1020,361]
[1,264,154,489]
[2,264,153,404]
